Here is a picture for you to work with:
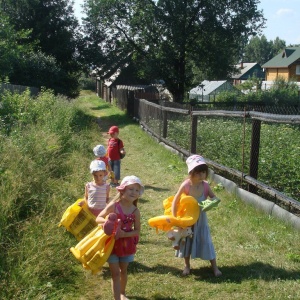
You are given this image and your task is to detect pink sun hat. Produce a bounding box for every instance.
[186,155,207,173]
[116,175,144,195]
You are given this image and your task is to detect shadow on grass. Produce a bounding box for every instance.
[197,261,300,283]
[128,296,177,300]
[128,261,300,284]
[94,113,133,130]
[144,185,170,193]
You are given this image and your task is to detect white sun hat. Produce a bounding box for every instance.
[93,144,107,157]
[116,175,144,195]
[89,160,107,173]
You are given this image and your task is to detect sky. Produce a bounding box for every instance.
[73,0,300,46]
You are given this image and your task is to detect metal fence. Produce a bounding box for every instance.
[105,92,300,215]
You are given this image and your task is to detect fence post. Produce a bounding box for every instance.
[190,112,198,154]
[162,109,167,138]
[249,119,261,193]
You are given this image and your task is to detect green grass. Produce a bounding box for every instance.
[0,90,299,299]
[147,111,300,200]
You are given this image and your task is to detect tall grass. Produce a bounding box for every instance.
[0,90,97,299]
[0,91,299,299]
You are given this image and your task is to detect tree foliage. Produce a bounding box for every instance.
[243,35,286,65]
[216,77,299,105]
[0,0,82,97]
[0,12,33,80]
[82,0,265,101]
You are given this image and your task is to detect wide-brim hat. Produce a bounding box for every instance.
[116,175,144,195]
[186,155,206,173]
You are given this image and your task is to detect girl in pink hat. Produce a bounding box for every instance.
[96,175,144,300]
[171,155,222,277]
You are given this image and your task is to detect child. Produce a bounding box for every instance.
[171,155,222,277]
[107,126,126,187]
[80,160,110,217]
[96,175,144,300]
[93,144,113,181]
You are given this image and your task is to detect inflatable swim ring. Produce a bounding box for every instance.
[148,194,200,231]
[70,225,115,274]
[59,199,97,241]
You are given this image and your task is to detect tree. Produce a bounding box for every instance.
[0,11,33,80]
[243,35,286,65]
[1,0,82,97]
[82,0,265,101]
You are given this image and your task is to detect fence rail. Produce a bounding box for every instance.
[104,91,300,215]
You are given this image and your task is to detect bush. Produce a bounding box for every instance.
[215,77,300,105]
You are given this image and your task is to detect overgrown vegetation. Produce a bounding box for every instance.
[0,91,299,299]
[216,77,300,105]
[162,113,300,201]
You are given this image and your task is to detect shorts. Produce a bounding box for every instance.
[107,254,134,264]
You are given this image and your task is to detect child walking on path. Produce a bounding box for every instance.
[93,144,113,181]
[171,155,222,277]
[96,175,144,300]
[107,126,126,187]
[79,160,110,217]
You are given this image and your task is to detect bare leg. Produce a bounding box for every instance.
[210,258,222,277]
[109,263,121,300]
[119,262,129,300]
[182,256,191,275]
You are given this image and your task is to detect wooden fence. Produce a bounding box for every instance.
[0,83,39,96]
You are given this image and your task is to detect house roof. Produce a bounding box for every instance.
[262,47,300,68]
[231,62,263,79]
[232,63,257,78]
[189,80,231,96]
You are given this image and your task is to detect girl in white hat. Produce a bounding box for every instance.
[96,175,144,300]
[79,160,111,216]
[171,155,222,277]
[93,144,113,182]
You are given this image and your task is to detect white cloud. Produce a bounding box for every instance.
[276,8,293,16]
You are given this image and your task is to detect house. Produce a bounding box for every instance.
[262,47,300,82]
[189,80,236,102]
[231,62,265,85]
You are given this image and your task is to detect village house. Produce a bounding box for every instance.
[262,47,300,82]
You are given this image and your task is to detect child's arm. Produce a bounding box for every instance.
[207,184,217,199]
[96,202,115,225]
[106,184,110,204]
[78,184,89,206]
[119,139,126,156]
[171,182,186,217]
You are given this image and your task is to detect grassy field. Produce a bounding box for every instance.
[1,91,299,300]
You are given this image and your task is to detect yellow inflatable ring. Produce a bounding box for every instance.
[148,194,200,231]
[70,225,115,274]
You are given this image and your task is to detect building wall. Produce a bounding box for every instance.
[289,64,300,81]
[266,68,289,81]
[265,65,300,82]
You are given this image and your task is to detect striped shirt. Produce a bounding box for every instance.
[86,182,108,210]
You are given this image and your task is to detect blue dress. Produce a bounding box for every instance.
[175,191,216,260]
